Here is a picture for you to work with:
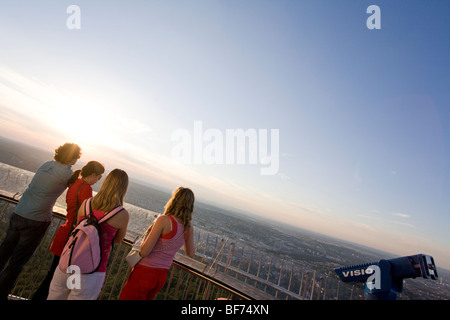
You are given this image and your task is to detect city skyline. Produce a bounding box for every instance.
[0,1,449,269]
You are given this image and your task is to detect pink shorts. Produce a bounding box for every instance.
[119,264,169,300]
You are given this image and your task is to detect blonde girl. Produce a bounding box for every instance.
[120,187,195,300]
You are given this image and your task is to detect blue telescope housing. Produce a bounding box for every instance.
[334,254,438,300]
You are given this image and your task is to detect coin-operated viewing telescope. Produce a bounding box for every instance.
[334,254,438,300]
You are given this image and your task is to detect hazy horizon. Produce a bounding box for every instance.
[1,135,448,271]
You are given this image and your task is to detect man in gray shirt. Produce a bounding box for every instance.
[0,142,81,300]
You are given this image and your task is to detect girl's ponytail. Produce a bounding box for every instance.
[67,169,81,187]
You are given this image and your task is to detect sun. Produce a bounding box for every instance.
[51,93,118,150]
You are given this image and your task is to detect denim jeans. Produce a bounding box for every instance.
[0,213,50,300]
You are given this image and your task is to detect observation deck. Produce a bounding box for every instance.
[1,163,448,301]
[0,161,365,301]
[0,192,361,300]
[0,193,267,300]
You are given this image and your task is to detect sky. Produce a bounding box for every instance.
[0,1,449,269]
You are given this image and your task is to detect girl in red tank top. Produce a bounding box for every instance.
[120,187,196,300]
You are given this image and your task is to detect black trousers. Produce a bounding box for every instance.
[0,213,50,300]
[31,254,60,300]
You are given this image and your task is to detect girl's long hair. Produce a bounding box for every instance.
[91,169,128,213]
[163,187,194,230]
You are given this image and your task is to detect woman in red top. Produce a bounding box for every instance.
[32,161,104,300]
[119,187,195,300]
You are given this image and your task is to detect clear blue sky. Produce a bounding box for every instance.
[0,1,449,268]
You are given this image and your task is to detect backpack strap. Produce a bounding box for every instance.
[70,181,86,231]
[84,197,92,220]
[85,198,124,224]
[98,205,124,224]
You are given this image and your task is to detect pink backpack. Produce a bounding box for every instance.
[59,198,124,274]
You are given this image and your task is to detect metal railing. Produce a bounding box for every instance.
[0,194,254,300]
[0,193,362,300]
[0,161,362,300]
[0,194,286,300]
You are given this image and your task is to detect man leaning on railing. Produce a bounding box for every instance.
[0,143,81,300]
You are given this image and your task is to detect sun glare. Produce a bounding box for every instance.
[51,93,118,150]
